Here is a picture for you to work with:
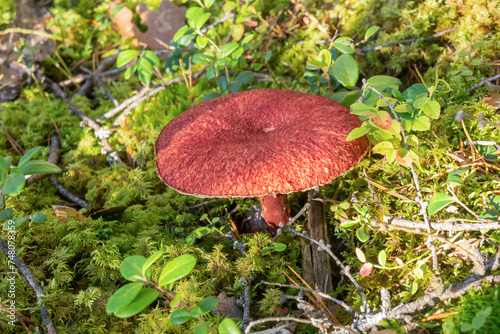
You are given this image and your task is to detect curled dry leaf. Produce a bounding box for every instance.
[109,0,186,49]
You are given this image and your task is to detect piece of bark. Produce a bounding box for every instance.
[301,190,333,294]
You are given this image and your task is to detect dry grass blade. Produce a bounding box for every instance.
[286,265,340,325]
[364,177,411,201]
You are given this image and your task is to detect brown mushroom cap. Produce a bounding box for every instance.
[155,89,369,198]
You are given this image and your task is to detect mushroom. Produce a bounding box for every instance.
[155,89,369,234]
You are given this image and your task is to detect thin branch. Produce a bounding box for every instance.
[383,215,500,232]
[49,175,90,209]
[353,274,500,331]
[0,237,57,334]
[466,73,500,93]
[359,27,459,52]
[261,281,358,316]
[80,66,119,107]
[111,67,207,127]
[95,84,151,123]
[288,227,369,312]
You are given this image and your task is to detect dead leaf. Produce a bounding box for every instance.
[109,1,187,49]
[484,93,500,109]
[52,205,85,223]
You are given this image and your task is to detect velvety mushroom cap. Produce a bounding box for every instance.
[155,89,369,198]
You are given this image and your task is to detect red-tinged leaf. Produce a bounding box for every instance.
[360,262,374,276]
[370,110,392,130]
[395,149,412,167]
[395,257,404,266]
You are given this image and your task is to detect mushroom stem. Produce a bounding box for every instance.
[259,194,291,234]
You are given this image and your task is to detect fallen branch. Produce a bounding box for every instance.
[383,215,500,232]
[49,175,90,209]
[0,237,57,334]
[111,66,207,127]
[95,84,151,123]
[359,27,459,52]
[353,274,500,331]
[26,134,60,186]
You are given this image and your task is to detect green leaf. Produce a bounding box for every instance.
[308,54,323,68]
[138,69,152,85]
[261,247,271,255]
[158,254,196,286]
[111,4,125,16]
[219,318,241,334]
[117,50,140,68]
[199,296,219,314]
[332,54,358,89]
[364,25,380,40]
[235,71,254,85]
[356,225,370,242]
[0,208,13,220]
[412,115,431,131]
[378,250,387,266]
[227,81,242,94]
[447,168,468,185]
[170,294,182,309]
[472,307,491,329]
[18,147,41,167]
[196,35,208,48]
[350,102,375,116]
[113,288,159,318]
[121,256,148,282]
[219,43,239,58]
[142,249,164,274]
[410,281,418,295]
[333,36,354,54]
[142,50,160,67]
[422,101,441,119]
[173,26,191,42]
[170,309,192,324]
[325,90,361,107]
[465,34,472,42]
[346,126,370,141]
[367,76,402,91]
[195,12,211,30]
[3,173,26,196]
[218,77,227,92]
[372,141,393,155]
[461,323,473,332]
[472,41,485,48]
[0,156,7,173]
[31,213,46,223]
[106,282,144,314]
[186,6,204,21]
[341,220,357,228]
[190,306,203,318]
[203,92,221,101]
[427,193,454,215]
[318,49,332,68]
[395,103,413,113]
[19,161,61,175]
[194,323,209,334]
[403,83,428,103]
[270,243,287,252]
[204,0,215,8]
[265,50,272,63]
